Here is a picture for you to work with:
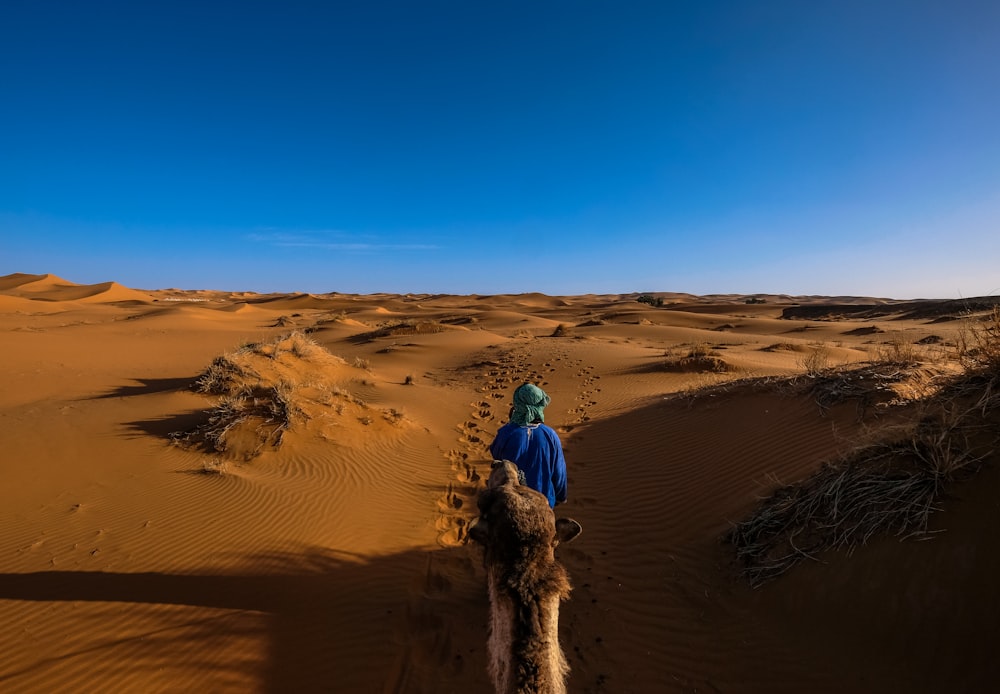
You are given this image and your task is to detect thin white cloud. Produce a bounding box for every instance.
[275,241,439,251]
[247,230,438,252]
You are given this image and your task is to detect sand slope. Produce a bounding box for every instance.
[1,273,997,693]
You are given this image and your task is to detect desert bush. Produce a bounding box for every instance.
[175,332,398,461]
[726,408,986,587]
[550,323,570,337]
[957,306,1000,372]
[870,333,920,365]
[726,313,1000,586]
[199,458,230,475]
[798,344,832,375]
[382,408,405,424]
[637,294,664,307]
[761,342,798,352]
[664,344,731,373]
[686,343,719,359]
[358,320,444,341]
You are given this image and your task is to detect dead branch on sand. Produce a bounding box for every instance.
[726,309,1000,587]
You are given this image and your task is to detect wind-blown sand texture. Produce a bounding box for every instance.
[1,272,998,693]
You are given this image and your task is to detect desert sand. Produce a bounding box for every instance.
[1,272,997,693]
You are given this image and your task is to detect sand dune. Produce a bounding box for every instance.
[2,274,155,303]
[0,272,71,291]
[245,293,354,311]
[1,272,997,693]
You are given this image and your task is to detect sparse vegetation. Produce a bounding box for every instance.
[172,331,403,461]
[957,306,1000,373]
[726,308,1000,586]
[382,408,405,424]
[636,294,664,307]
[870,332,920,365]
[199,458,230,475]
[356,320,445,341]
[798,343,832,375]
[664,343,732,373]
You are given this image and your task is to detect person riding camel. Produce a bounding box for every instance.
[488,383,568,508]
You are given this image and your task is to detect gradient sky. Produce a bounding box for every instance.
[2,1,998,297]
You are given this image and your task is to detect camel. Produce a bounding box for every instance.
[469,460,583,694]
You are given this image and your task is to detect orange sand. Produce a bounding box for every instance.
[0,272,997,693]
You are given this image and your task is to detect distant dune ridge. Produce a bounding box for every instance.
[0,272,156,303]
[1,272,998,693]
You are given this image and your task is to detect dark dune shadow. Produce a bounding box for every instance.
[618,360,669,375]
[123,409,210,440]
[91,377,196,400]
[557,382,1000,694]
[0,545,491,693]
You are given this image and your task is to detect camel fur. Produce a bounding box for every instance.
[470,460,582,694]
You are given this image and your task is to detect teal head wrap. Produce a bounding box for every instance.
[510,383,550,425]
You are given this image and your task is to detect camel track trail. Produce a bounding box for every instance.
[391,339,609,692]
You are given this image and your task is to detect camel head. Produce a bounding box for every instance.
[469,460,582,548]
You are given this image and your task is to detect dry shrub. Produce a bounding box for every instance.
[550,323,570,337]
[804,362,929,415]
[949,306,1000,416]
[726,312,1000,586]
[798,344,831,375]
[180,383,300,460]
[686,356,731,373]
[761,342,799,352]
[663,343,732,373]
[173,331,395,461]
[382,408,405,425]
[178,334,332,458]
[359,320,444,341]
[199,458,230,475]
[687,343,719,358]
[726,407,988,587]
[870,332,920,365]
[957,306,1000,374]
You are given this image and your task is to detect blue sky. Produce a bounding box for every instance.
[2,1,998,297]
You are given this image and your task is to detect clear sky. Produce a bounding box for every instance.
[2,1,998,297]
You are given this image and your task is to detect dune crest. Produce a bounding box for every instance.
[0,274,154,303]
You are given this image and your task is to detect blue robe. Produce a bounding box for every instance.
[489,422,567,508]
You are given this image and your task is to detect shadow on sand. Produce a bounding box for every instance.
[90,377,198,400]
[0,545,491,693]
